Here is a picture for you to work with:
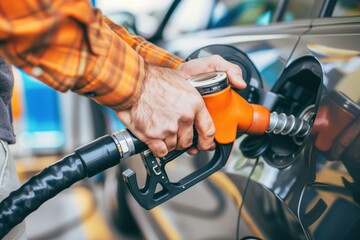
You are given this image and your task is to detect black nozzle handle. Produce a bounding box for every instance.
[122,142,233,210]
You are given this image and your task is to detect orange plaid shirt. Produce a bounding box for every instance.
[0,0,183,110]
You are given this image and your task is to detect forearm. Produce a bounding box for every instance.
[103,17,183,69]
[0,0,144,110]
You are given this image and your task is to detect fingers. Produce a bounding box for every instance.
[205,55,246,89]
[164,135,177,152]
[147,128,193,158]
[194,103,216,151]
[152,114,194,157]
[145,104,214,157]
[147,140,168,158]
[187,147,199,155]
[148,127,178,158]
[117,65,218,158]
[179,55,247,89]
[187,141,216,155]
[177,116,194,150]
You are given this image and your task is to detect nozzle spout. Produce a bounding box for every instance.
[267,112,311,137]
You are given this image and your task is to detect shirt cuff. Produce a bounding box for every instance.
[74,21,146,111]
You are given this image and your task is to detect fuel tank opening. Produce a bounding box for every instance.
[262,56,322,168]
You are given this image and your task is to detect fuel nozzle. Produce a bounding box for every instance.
[188,72,311,143]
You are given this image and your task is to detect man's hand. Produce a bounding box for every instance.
[178,55,246,154]
[117,55,245,157]
[117,65,215,157]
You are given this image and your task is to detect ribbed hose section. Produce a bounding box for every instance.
[266,112,311,137]
[0,154,86,238]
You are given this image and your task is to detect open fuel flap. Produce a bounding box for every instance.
[188,45,323,168]
[259,56,322,168]
[242,56,323,168]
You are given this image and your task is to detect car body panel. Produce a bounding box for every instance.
[112,3,360,240]
[162,20,311,59]
[285,16,360,239]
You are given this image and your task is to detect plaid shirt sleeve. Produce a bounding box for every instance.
[0,0,182,111]
[103,17,183,69]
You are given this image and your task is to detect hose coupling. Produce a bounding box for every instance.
[112,129,136,159]
[111,129,147,160]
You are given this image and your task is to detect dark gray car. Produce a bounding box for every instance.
[110,1,360,239]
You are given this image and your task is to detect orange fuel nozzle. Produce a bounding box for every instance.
[189,72,311,144]
[189,72,270,144]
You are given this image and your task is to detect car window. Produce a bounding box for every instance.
[208,0,278,27]
[98,0,173,38]
[163,0,215,40]
[163,0,278,40]
[332,0,360,17]
[282,0,324,21]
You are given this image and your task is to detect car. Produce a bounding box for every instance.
[104,0,360,239]
[102,0,280,43]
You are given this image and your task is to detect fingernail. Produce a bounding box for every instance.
[187,147,199,155]
[157,150,168,158]
[209,143,216,150]
[239,78,247,87]
[231,76,246,89]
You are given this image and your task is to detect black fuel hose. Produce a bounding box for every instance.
[0,135,120,238]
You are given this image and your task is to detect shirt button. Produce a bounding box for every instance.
[84,92,97,97]
[32,67,43,77]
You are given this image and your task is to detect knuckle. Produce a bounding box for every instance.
[178,135,193,149]
[180,112,194,124]
[155,150,167,158]
[211,54,222,61]
[179,140,192,149]
[145,129,163,139]
[164,135,178,152]
[193,96,205,108]
[197,141,214,151]
[149,144,167,157]
[205,126,216,138]
[165,125,178,135]
[235,64,243,70]
[197,147,206,151]
[167,144,176,152]
[230,64,241,71]
[233,65,243,75]
[196,143,208,151]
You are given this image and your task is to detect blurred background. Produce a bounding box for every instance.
[9,1,278,238]
[8,0,360,239]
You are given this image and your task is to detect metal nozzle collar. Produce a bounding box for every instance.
[188,72,228,95]
[112,129,136,160]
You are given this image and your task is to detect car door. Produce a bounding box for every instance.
[286,11,360,240]
[223,3,360,239]
[112,1,360,240]
[222,4,360,240]
[119,6,315,240]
